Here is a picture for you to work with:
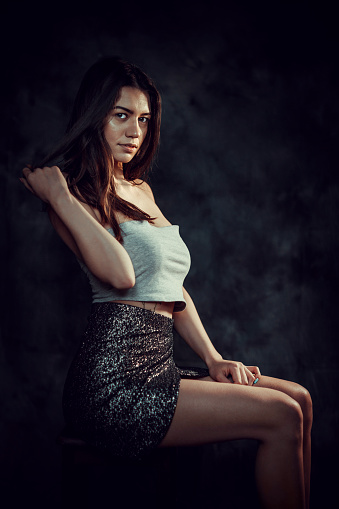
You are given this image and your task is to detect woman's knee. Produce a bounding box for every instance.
[298,387,313,434]
[295,386,313,416]
[260,376,313,429]
[286,384,313,430]
[270,394,304,443]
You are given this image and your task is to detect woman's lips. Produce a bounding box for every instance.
[119,144,137,153]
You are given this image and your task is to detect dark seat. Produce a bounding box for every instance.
[56,427,179,509]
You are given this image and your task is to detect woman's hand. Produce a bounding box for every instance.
[208,359,261,386]
[20,165,69,205]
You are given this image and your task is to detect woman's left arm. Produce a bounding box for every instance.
[173,288,260,385]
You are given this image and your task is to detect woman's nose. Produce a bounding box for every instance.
[126,119,141,138]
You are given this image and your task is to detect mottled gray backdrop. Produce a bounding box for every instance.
[1,1,338,507]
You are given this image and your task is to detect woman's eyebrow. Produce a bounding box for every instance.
[113,105,151,116]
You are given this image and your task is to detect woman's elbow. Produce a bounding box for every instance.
[93,260,135,289]
[113,275,135,290]
[106,269,135,289]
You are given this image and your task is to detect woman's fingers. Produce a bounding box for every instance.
[22,166,33,179]
[245,367,257,386]
[209,360,261,386]
[230,364,260,386]
[19,176,37,196]
[229,364,246,385]
[20,165,66,203]
[246,365,261,385]
[247,365,261,377]
[21,166,39,196]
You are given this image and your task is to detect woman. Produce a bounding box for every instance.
[20,57,312,509]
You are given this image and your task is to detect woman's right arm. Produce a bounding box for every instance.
[21,165,135,289]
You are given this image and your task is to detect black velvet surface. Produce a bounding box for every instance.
[1,1,338,507]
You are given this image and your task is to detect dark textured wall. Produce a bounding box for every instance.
[1,1,338,507]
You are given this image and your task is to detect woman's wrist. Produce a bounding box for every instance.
[49,187,73,211]
[205,352,223,369]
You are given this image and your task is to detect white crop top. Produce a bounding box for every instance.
[79,220,191,312]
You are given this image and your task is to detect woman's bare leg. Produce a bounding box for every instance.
[193,374,312,507]
[252,376,312,508]
[160,379,305,509]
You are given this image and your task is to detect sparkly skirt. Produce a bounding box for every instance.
[62,302,209,458]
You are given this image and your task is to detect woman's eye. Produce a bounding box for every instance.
[139,117,149,124]
[116,113,127,119]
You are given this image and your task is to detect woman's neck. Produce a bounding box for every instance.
[113,162,124,182]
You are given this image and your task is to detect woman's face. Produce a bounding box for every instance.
[104,86,151,167]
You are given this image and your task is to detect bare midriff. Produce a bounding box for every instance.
[111,300,175,318]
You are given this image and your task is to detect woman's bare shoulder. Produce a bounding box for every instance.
[134,179,155,201]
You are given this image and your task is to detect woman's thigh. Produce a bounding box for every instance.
[198,374,312,416]
[159,378,302,448]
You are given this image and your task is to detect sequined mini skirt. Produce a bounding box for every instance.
[62,302,209,458]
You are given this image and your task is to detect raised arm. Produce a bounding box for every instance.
[21,165,135,289]
[173,288,260,385]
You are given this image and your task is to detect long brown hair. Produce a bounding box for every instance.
[38,57,161,242]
